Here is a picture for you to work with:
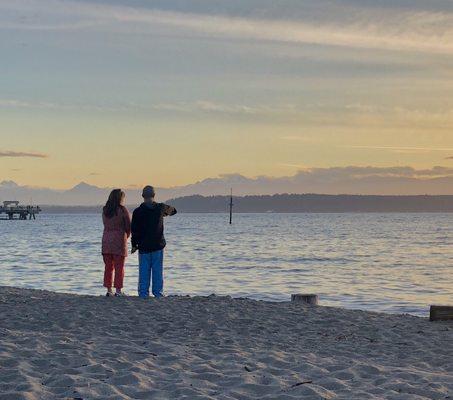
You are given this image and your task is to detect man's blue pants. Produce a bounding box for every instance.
[138,250,164,298]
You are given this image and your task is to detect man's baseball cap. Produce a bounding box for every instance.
[142,185,156,198]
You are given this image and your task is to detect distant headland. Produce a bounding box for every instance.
[40,194,453,213]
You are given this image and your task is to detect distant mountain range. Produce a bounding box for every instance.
[40,194,453,213]
[2,166,453,206]
[0,181,166,206]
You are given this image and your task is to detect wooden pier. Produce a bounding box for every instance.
[0,201,41,220]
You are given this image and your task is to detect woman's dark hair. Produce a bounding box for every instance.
[103,189,125,218]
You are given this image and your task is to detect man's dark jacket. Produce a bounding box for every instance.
[131,202,177,253]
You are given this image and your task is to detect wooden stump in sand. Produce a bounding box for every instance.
[430,305,453,322]
[291,294,319,306]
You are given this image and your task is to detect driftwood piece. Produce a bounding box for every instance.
[430,306,453,322]
[291,294,319,306]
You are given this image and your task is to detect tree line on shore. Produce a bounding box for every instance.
[41,194,453,213]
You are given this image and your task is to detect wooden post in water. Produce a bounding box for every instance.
[292,294,319,306]
[229,188,233,225]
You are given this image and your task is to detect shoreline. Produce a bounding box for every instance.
[0,284,436,317]
[0,286,451,399]
[27,209,453,214]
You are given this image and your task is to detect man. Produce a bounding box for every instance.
[131,186,177,298]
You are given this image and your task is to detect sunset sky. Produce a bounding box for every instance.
[1,0,453,191]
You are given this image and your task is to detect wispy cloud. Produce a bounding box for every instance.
[120,9,453,55]
[278,163,309,170]
[342,145,453,154]
[1,97,298,117]
[298,165,453,178]
[0,99,62,109]
[0,98,122,112]
[281,136,324,143]
[0,150,48,159]
[151,101,261,115]
[3,96,452,131]
[2,1,453,55]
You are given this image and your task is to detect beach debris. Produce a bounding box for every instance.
[430,305,453,322]
[291,294,319,306]
[290,380,313,388]
[336,333,354,341]
[133,351,158,357]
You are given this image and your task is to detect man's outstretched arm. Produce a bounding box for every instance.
[162,204,177,217]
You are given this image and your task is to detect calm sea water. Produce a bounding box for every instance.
[1,213,452,316]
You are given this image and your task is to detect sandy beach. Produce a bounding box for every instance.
[0,287,451,400]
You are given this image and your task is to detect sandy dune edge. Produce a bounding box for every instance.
[0,287,451,400]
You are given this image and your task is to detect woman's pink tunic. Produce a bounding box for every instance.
[102,206,131,257]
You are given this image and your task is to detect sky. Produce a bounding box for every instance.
[1,0,453,193]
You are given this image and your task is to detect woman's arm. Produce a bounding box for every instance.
[123,207,132,238]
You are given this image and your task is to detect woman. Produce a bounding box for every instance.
[102,189,131,297]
